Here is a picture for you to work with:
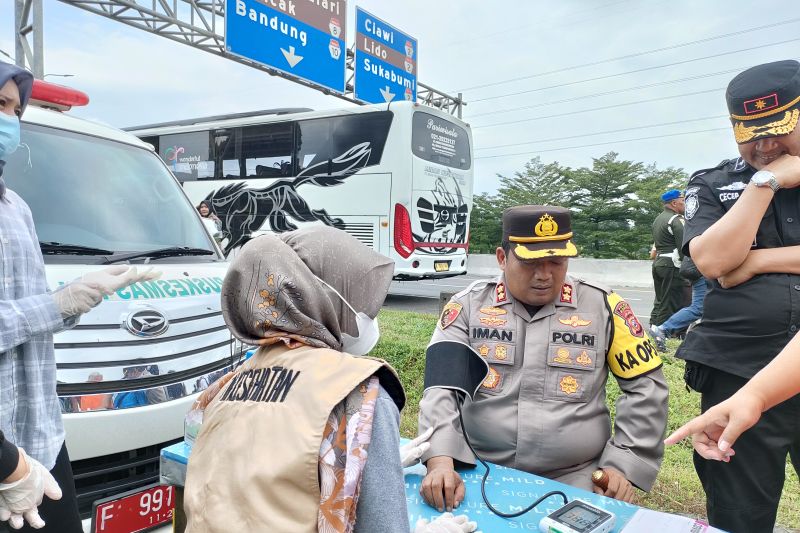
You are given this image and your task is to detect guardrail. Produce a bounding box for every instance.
[467,255,654,289]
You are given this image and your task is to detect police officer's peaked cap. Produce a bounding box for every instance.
[661,189,683,202]
[502,205,578,260]
[0,62,34,113]
[727,59,800,144]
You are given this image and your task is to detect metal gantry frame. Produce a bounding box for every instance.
[13,0,464,117]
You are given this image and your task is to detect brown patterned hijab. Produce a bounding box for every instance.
[221,226,394,349]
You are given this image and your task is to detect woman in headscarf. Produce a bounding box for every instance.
[183,226,477,533]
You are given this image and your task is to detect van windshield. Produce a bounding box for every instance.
[4,122,216,263]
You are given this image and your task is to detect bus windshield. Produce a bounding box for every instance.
[4,123,215,263]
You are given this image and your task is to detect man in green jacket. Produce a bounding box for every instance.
[650,189,686,327]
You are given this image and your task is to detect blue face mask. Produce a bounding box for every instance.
[0,113,21,160]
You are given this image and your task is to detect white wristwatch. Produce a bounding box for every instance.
[751,170,781,192]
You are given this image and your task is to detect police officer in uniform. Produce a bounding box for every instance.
[418,206,669,512]
[650,189,686,327]
[677,59,800,533]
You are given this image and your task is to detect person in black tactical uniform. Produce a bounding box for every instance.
[677,59,800,533]
[650,189,686,327]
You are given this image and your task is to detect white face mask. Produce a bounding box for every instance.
[315,276,381,356]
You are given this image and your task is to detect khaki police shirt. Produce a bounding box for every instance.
[418,275,668,491]
[652,207,685,267]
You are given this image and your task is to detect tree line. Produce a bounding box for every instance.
[468,152,688,258]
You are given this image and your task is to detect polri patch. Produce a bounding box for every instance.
[439,302,463,330]
[612,299,644,338]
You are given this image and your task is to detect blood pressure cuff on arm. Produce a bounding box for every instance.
[605,292,663,379]
[424,341,490,400]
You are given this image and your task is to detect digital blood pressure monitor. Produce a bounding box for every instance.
[538,500,616,533]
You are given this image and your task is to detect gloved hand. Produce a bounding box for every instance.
[414,512,479,533]
[0,449,62,529]
[53,265,161,318]
[401,427,433,468]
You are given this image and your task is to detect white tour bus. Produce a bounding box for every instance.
[4,79,238,533]
[128,101,474,279]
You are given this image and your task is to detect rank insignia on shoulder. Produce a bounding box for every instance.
[559,375,579,395]
[439,302,463,330]
[576,350,593,366]
[554,347,572,364]
[558,314,591,327]
[496,283,507,303]
[482,366,501,390]
[560,283,573,303]
[480,306,507,316]
[479,316,507,327]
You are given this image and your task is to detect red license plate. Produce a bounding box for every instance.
[92,484,174,533]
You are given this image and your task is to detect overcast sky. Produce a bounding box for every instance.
[2,0,798,194]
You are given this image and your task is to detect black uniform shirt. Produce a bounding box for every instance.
[677,157,800,378]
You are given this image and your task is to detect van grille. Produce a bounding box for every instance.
[71,437,182,519]
[342,223,375,248]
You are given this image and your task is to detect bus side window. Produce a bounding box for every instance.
[157,131,214,181]
[211,129,239,180]
[242,122,294,179]
[296,118,332,176]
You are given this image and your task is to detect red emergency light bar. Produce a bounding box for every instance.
[29,79,89,111]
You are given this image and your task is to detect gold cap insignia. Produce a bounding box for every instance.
[534,213,559,237]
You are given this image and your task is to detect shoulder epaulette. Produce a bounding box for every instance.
[689,157,749,183]
[453,278,494,299]
[689,159,730,182]
[574,277,612,295]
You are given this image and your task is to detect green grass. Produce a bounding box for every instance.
[375,311,800,531]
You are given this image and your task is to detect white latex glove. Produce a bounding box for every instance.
[0,450,62,529]
[52,266,161,318]
[414,512,479,533]
[401,427,433,468]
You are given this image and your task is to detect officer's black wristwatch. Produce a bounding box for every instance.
[751,170,781,192]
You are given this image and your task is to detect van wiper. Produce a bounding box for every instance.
[105,246,215,264]
[40,241,114,255]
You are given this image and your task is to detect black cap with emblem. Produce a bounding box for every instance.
[502,205,578,260]
[727,59,800,144]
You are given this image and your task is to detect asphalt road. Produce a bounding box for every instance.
[386,274,656,325]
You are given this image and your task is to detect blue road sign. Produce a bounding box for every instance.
[225,0,346,94]
[354,7,418,104]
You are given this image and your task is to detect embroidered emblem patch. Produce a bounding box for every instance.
[558,315,591,328]
[613,300,644,338]
[478,344,490,357]
[559,375,579,395]
[554,347,572,364]
[494,345,508,360]
[482,366,501,390]
[480,316,507,327]
[439,302,462,330]
[480,306,507,316]
[560,283,573,304]
[685,190,699,220]
[496,283,507,303]
[576,350,593,366]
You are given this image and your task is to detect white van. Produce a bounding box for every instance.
[3,80,235,532]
